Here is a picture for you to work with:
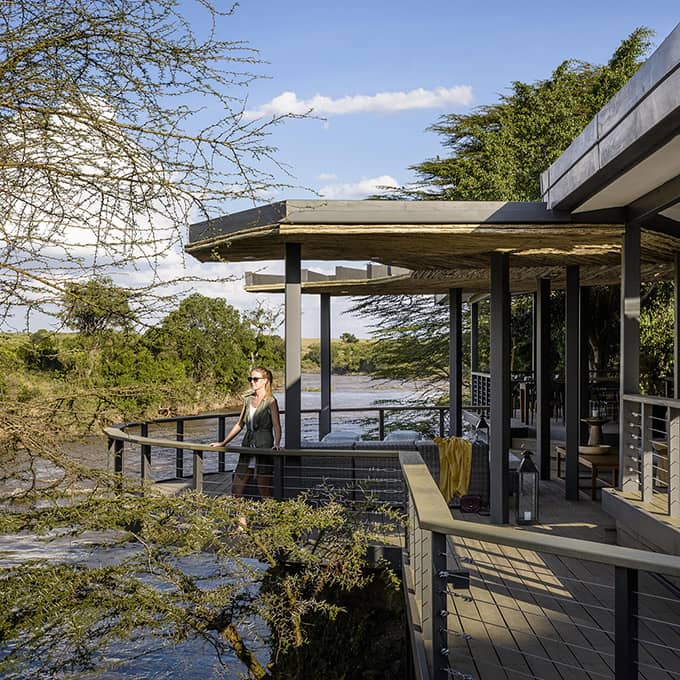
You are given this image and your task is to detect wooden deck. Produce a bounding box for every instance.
[444,478,680,679]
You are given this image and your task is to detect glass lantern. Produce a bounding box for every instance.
[515,451,539,525]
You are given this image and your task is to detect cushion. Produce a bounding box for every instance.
[320,430,362,443]
[384,429,422,441]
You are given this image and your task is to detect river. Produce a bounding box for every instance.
[0,373,440,679]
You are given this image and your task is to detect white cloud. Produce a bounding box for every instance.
[244,85,473,120]
[317,172,338,181]
[319,175,400,200]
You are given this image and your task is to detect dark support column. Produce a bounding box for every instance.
[490,253,510,524]
[319,293,332,440]
[615,566,639,680]
[140,422,151,484]
[620,223,640,492]
[532,292,537,376]
[565,266,580,501]
[471,302,479,372]
[449,288,463,437]
[536,278,551,480]
[674,253,680,398]
[580,287,591,445]
[285,243,302,449]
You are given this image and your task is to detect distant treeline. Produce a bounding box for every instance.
[301,333,377,375]
[0,287,285,428]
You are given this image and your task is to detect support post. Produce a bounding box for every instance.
[615,566,639,680]
[620,223,640,492]
[490,252,510,524]
[536,278,551,480]
[424,531,448,680]
[319,293,332,440]
[449,288,463,437]
[580,286,591,445]
[140,422,151,484]
[471,301,479,373]
[565,265,580,501]
[670,408,680,517]
[285,243,302,449]
[193,451,203,492]
[109,437,124,475]
[176,419,184,479]
[217,416,225,473]
[675,252,680,398]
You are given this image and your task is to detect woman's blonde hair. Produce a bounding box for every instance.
[252,366,274,398]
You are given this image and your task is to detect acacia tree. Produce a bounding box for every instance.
[0,4,391,676]
[355,28,653,386]
[0,0,289,329]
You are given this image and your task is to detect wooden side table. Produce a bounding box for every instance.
[555,446,618,500]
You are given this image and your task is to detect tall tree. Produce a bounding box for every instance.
[0,0,288,329]
[355,28,654,385]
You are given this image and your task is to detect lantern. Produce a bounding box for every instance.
[515,451,539,525]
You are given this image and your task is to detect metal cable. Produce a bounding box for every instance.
[451,552,614,592]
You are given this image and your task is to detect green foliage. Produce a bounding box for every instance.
[640,282,674,394]
[361,29,654,389]
[302,338,376,374]
[408,27,653,202]
[16,330,63,372]
[60,278,133,336]
[0,488,402,678]
[146,294,261,392]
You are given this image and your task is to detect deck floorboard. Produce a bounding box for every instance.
[444,478,680,679]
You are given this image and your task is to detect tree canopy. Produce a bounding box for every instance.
[355,28,655,388]
[408,27,653,201]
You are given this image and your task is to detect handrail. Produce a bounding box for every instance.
[623,392,680,408]
[112,404,453,432]
[400,450,680,578]
[102,426,400,459]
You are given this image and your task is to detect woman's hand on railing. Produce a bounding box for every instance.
[209,441,224,447]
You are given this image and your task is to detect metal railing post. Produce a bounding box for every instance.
[439,408,446,438]
[273,454,284,500]
[425,530,448,680]
[176,419,184,479]
[218,416,226,473]
[140,423,151,484]
[108,437,124,490]
[193,450,203,492]
[670,407,680,517]
[379,409,385,440]
[615,566,638,680]
[642,403,653,503]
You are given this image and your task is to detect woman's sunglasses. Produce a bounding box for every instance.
[247,376,264,383]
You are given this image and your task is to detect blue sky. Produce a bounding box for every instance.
[183,1,677,338]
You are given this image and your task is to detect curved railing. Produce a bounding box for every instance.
[104,410,680,680]
[401,451,680,680]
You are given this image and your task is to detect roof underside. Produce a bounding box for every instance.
[187,25,680,297]
[186,201,680,294]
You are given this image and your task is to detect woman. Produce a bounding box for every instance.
[211,367,282,498]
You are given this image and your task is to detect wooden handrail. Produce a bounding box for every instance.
[400,450,680,578]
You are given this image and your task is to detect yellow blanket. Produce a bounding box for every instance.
[435,437,472,503]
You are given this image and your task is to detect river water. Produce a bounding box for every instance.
[1,373,440,679]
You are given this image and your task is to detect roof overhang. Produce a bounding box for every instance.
[541,23,680,226]
[187,200,634,271]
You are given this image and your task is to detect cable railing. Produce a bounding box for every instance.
[621,394,680,517]
[401,450,680,680]
[104,410,680,679]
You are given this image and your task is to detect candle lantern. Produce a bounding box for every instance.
[515,451,539,525]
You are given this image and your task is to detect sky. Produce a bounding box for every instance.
[176,0,679,338]
[19,1,680,338]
